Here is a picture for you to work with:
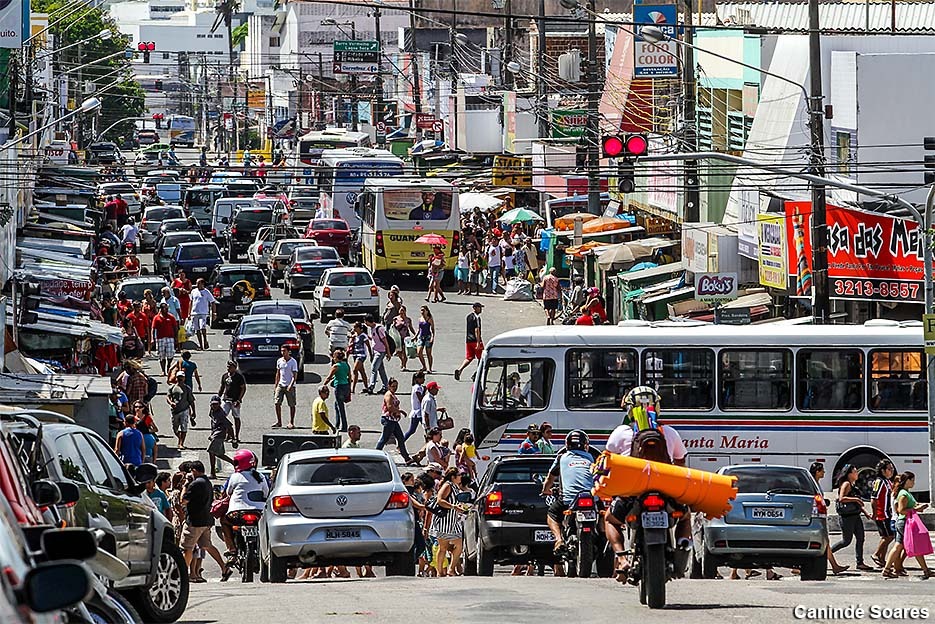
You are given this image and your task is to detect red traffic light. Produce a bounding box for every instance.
[146,42,155,51]
[625,134,648,156]
[137,42,146,51]
[137,41,155,51]
[152,113,164,120]
[602,135,625,158]
[602,134,648,158]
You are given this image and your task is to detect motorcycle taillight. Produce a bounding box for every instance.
[642,494,666,512]
[575,495,595,509]
[241,512,260,525]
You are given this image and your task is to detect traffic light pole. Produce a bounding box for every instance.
[682,0,700,222]
[374,5,384,145]
[586,0,601,215]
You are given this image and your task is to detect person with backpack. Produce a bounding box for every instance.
[363,314,392,395]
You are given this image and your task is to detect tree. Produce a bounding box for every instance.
[32,0,145,144]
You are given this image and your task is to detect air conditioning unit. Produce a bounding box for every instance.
[559,50,581,82]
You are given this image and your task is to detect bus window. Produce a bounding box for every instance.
[869,350,925,411]
[479,360,553,410]
[566,349,637,409]
[641,349,714,410]
[719,349,792,410]
[383,189,453,221]
[797,350,863,411]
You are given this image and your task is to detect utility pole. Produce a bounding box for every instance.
[504,0,514,88]
[808,0,830,324]
[200,53,208,148]
[350,22,359,131]
[586,0,600,215]
[317,52,325,123]
[374,5,384,145]
[408,0,422,115]
[682,0,700,222]
[537,0,547,138]
[8,53,17,137]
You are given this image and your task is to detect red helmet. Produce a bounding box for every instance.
[232,449,257,472]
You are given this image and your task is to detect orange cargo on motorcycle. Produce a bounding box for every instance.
[592,452,738,519]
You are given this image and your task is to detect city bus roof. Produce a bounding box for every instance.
[319,147,402,164]
[298,128,369,142]
[361,177,454,190]
[486,320,923,350]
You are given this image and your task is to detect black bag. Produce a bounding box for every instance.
[630,427,671,464]
[144,376,159,403]
[835,500,861,516]
[377,325,396,355]
[425,495,449,517]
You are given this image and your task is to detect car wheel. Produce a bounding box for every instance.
[462,549,478,576]
[87,587,143,624]
[385,548,416,576]
[297,364,305,382]
[283,280,290,295]
[799,551,828,581]
[259,550,270,583]
[267,549,288,583]
[476,538,494,577]
[128,542,189,623]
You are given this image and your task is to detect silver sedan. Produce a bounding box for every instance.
[259,448,416,582]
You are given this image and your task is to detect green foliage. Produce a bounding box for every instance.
[232,23,249,48]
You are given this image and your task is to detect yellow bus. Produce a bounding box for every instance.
[357,178,460,280]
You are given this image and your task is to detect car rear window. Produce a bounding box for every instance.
[297,248,338,261]
[493,462,552,483]
[146,208,183,221]
[103,184,134,193]
[235,209,273,224]
[241,318,294,334]
[251,304,304,319]
[726,468,819,495]
[287,458,392,485]
[119,281,166,301]
[216,271,267,287]
[178,244,220,260]
[276,241,306,256]
[327,271,373,287]
[311,220,348,231]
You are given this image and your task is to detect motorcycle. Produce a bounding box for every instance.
[558,492,600,578]
[623,492,688,609]
[224,510,263,583]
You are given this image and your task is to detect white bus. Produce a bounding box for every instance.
[318,148,405,229]
[357,178,460,279]
[167,114,196,147]
[471,320,929,492]
[294,128,371,185]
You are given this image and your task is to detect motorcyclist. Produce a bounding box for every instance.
[220,449,269,578]
[99,223,121,251]
[603,386,690,579]
[123,253,141,276]
[540,429,597,556]
[120,216,139,254]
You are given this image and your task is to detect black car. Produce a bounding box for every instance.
[248,300,316,361]
[86,141,123,165]
[229,313,305,378]
[463,456,562,576]
[210,265,271,327]
[283,245,342,296]
[5,418,189,623]
[224,206,275,262]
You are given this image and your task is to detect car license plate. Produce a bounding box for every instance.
[751,507,786,520]
[325,528,361,540]
[235,304,249,311]
[412,251,425,257]
[534,530,555,542]
[344,301,359,307]
[223,287,232,296]
[193,267,207,273]
[241,526,258,537]
[641,511,669,529]
[257,345,279,352]
[576,510,597,522]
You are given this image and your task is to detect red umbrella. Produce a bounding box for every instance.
[414,233,448,245]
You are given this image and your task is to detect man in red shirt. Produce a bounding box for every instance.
[574,312,602,326]
[126,302,152,354]
[151,303,179,376]
[114,194,130,227]
[103,195,118,230]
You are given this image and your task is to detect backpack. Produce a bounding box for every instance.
[144,375,159,403]
[630,426,671,464]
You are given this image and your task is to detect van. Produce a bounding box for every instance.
[211,197,258,246]
[182,185,228,234]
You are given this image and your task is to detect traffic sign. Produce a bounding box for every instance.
[376,120,387,143]
[431,120,443,133]
[333,40,380,74]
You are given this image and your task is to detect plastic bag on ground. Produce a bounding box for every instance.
[503,277,534,301]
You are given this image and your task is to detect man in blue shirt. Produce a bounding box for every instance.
[518,424,542,454]
[540,430,596,552]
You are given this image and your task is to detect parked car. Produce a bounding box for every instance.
[283,245,342,296]
[86,142,123,165]
[304,218,351,258]
[463,455,559,576]
[170,241,223,280]
[695,464,828,581]
[99,182,142,217]
[137,129,160,145]
[248,300,316,361]
[267,238,315,286]
[312,267,380,321]
[6,418,189,621]
[259,448,414,582]
[140,205,184,250]
[209,265,272,327]
[154,230,205,276]
[224,206,276,262]
[228,313,304,377]
[115,275,169,303]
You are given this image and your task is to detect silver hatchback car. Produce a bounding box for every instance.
[697,464,829,581]
[259,448,415,582]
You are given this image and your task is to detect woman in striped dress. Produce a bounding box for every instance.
[430,467,468,577]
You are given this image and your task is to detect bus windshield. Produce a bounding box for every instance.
[475,358,554,447]
[384,189,454,221]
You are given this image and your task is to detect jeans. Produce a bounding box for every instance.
[402,417,422,442]
[488,266,501,293]
[376,418,411,461]
[333,384,350,431]
[367,352,388,391]
[831,513,865,564]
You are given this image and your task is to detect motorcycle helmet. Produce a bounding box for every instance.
[623,385,660,408]
[232,449,257,472]
[565,429,589,451]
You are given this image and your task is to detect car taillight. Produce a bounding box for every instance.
[812,494,827,517]
[213,287,222,297]
[241,512,260,525]
[284,339,301,352]
[375,231,385,256]
[385,491,410,510]
[141,218,148,226]
[575,495,595,509]
[322,286,331,297]
[231,226,238,234]
[370,285,378,297]
[642,494,666,512]
[451,230,460,256]
[484,490,503,516]
[263,285,271,296]
[294,321,310,333]
[292,264,303,273]
[271,495,298,514]
[235,340,253,352]
[210,228,216,236]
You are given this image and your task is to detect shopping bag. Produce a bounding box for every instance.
[177,326,187,344]
[904,510,934,558]
[405,337,417,359]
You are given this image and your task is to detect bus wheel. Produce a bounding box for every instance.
[838,451,885,499]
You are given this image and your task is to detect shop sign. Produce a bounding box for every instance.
[682,227,709,273]
[757,213,786,289]
[694,272,738,304]
[633,4,678,77]
[551,109,587,138]
[785,201,924,302]
[492,155,532,188]
[38,278,92,298]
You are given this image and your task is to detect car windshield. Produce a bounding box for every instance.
[326,271,373,287]
[241,318,294,334]
[252,303,304,318]
[178,244,219,260]
[726,468,819,495]
[287,458,392,485]
[146,208,183,221]
[235,209,273,224]
[494,462,553,483]
[296,248,338,261]
[216,271,266,287]
[311,220,348,231]
[161,234,202,255]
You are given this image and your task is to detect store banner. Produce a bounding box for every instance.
[757,213,786,289]
[784,201,924,302]
[0,0,28,49]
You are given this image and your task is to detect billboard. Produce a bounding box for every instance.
[0,0,28,49]
[757,213,786,289]
[785,201,924,302]
[633,4,678,78]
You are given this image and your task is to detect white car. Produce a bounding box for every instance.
[99,182,142,217]
[312,267,380,321]
[247,225,302,269]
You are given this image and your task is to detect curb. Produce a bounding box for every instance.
[827,512,935,532]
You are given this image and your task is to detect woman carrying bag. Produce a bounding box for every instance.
[883,471,934,578]
[830,464,874,571]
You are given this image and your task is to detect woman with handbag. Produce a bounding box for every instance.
[883,471,934,578]
[831,464,874,571]
[429,467,469,577]
[393,306,416,372]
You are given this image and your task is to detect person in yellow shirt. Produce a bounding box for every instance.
[312,386,336,435]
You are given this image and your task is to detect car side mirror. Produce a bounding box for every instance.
[31,480,62,507]
[56,481,81,505]
[41,528,97,561]
[220,217,229,224]
[20,562,91,612]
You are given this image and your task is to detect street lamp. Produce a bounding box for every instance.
[5,96,100,150]
[34,28,115,61]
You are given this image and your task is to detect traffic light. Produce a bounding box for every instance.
[18,281,40,326]
[602,133,649,159]
[137,41,155,64]
[618,160,636,194]
[925,137,935,184]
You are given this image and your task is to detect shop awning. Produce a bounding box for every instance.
[5,303,122,345]
[641,286,694,306]
[617,263,684,285]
